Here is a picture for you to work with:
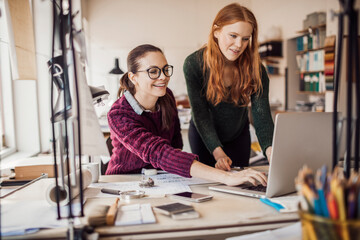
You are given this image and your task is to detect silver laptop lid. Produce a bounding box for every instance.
[266,112,333,197]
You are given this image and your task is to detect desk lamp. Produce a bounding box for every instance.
[89,86,109,106]
[107,58,124,102]
[48,56,110,119]
[49,1,108,239]
[48,55,72,122]
[109,58,124,75]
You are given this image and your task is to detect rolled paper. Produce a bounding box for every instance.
[45,168,92,206]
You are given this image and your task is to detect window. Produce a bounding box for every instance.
[0,2,3,152]
[0,0,16,158]
[0,71,4,150]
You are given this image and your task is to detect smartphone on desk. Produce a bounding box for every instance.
[168,192,213,203]
[153,202,194,215]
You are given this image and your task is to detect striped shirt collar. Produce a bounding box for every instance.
[124,90,159,115]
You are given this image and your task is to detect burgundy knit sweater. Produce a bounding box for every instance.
[105,88,197,177]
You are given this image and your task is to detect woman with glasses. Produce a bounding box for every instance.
[106,44,267,187]
[184,3,274,171]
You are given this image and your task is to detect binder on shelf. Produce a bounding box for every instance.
[323,35,336,90]
[325,52,335,61]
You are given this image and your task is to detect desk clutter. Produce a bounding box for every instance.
[88,198,119,226]
[87,175,208,227]
[2,167,299,238]
[88,198,200,228]
[296,165,360,240]
[87,182,207,228]
[87,198,156,226]
[1,171,214,237]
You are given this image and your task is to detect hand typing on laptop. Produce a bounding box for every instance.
[224,168,267,187]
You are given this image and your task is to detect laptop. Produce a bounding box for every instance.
[209,112,333,198]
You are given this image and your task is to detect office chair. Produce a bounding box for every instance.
[101,136,113,175]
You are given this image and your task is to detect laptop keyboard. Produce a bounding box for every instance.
[243,185,267,192]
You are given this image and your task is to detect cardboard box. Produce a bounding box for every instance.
[15,164,55,179]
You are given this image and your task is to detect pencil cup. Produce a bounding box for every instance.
[299,211,360,240]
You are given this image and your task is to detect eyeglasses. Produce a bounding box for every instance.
[137,65,173,79]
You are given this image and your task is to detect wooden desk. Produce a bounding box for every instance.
[92,174,299,240]
[2,170,299,240]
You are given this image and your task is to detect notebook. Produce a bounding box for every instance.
[209,112,333,198]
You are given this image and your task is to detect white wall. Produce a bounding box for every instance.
[86,0,343,112]
[85,0,251,99]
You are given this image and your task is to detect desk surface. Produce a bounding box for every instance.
[2,168,299,240]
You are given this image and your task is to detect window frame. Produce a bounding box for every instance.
[0,43,16,158]
[0,0,16,159]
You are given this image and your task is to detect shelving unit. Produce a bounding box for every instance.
[286,23,329,110]
[296,70,324,75]
[259,40,283,76]
[296,47,324,55]
[295,24,326,35]
[258,40,284,115]
[296,91,325,95]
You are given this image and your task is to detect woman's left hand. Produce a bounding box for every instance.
[215,157,232,171]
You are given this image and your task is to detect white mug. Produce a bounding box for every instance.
[81,162,100,183]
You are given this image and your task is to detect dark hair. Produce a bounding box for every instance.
[117,44,175,130]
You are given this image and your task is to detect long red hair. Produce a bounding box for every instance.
[204,3,262,106]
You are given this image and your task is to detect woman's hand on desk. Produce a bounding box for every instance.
[213,147,232,171]
[215,157,232,171]
[224,169,267,187]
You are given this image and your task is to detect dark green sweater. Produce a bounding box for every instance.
[183,48,274,156]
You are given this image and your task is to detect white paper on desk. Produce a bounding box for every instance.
[150,173,217,185]
[0,187,18,197]
[115,203,156,226]
[226,222,301,240]
[86,181,192,198]
[269,195,301,213]
[1,200,81,236]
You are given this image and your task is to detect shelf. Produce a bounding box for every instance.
[296,24,326,35]
[259,39,282,45]
[268,74,283,77]
[296,70,324,74]
[297,91,325,95]
[261,56,283,59]
[296,47,324,55]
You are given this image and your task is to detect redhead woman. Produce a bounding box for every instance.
[184,3,274,171]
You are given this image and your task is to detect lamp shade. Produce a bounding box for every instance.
[109,58,124,74]
[89,85,109,104]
